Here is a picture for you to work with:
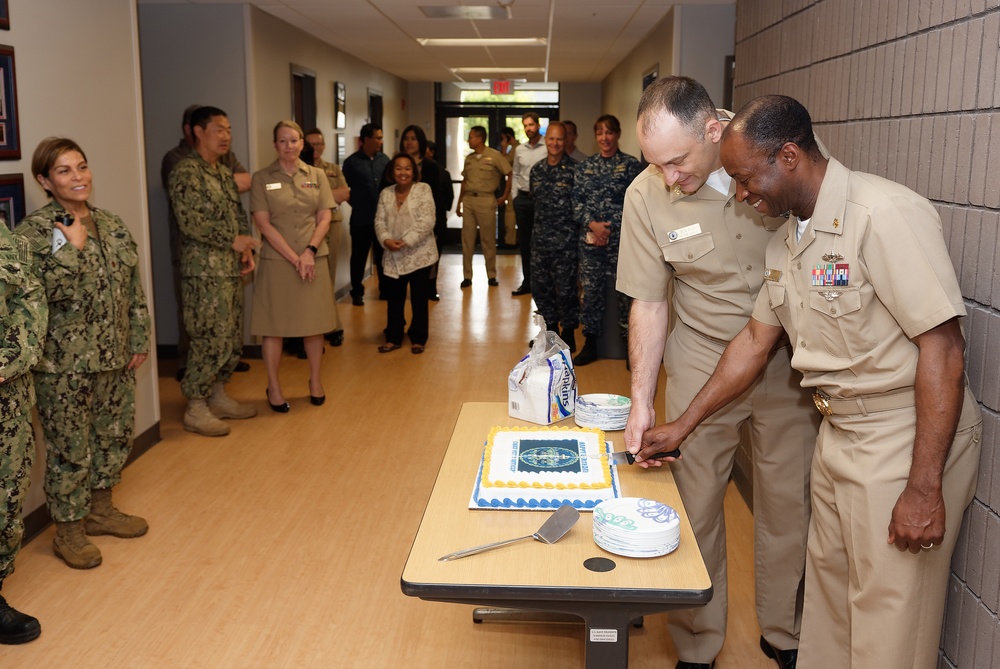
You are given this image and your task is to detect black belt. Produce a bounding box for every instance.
[517,190,532,198]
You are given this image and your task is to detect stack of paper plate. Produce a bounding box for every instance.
[592,497,681,558]
[574,394,631,431]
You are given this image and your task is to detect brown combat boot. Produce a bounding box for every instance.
[207,382,258,419]
[86,488,148,538]
[53,520,102,569]
[184,398,231,436]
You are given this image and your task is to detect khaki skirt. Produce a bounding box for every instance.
[250,256,337,337]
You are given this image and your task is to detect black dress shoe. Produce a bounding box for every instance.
[266,388,290,413]
[429,293,440,301]
[760,636,797,669]
[511,284,531,296]
[234,360,250,372]
[488,278,499,287]
[351,295,364,306]
[310,395,326,406]
[0,596,40,645]
[460,279,472,288]
[676,661,715,669]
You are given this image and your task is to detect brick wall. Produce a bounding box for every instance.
[731,1,1000,665]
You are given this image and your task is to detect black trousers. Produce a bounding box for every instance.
[514,194,535,288]
[382,265,432,346]
[349,225,384,297]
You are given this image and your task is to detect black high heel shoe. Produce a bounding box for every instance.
[309,380,325,406]
[266,387,290,413]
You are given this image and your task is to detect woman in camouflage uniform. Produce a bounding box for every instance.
[0,223,46,642]
[15,138,151,570]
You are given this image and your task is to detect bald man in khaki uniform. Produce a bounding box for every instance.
[456,126,511,287]
[619,77,819,669]
[637,94,982,669]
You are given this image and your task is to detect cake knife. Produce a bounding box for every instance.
[593,448,682,465]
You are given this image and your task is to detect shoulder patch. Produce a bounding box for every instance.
[15,236,30,263]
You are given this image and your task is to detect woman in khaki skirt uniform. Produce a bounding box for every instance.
[250,120,335,412]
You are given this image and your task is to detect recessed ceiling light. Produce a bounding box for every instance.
[418,38,545,47]
[420,6,509,20]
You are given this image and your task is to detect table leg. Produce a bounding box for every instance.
[581,611,632,669]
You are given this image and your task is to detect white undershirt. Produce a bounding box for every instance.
[796,217,811,242]
[704,167,731,196]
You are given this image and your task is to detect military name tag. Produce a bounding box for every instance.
[667,223,701,242]
[763,268,782,282]
[265,182,282,191]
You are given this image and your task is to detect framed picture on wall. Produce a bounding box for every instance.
[0,45,19,159]
[0,173,25,231]
[335,82,346,129]
[336,133,346,165]
[0,2,9,31]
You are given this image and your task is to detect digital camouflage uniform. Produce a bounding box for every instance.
[0,227,46,583]
[168,153,249,400]
[529,154,579,331]
[573,150,642,338]
[161,141,248,366]
[14,202,149,522]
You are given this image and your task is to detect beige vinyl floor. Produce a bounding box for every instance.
[2,253,778,668]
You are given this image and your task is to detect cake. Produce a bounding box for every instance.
[469,426,622,510]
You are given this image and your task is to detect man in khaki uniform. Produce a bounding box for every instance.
[305,128,351,346]
[456,125,511,288]
[637,94,982,669]
[618,77,819,669]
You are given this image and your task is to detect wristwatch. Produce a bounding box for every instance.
[305,245,318,255]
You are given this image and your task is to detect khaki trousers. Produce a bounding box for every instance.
[325,218,343,332]
[797,387,981,669]
[461,194,498,280]
[665,322,819,662]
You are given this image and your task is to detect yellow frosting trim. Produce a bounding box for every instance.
[482,425,612,490]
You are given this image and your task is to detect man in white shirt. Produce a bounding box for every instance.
[510,112,547,296]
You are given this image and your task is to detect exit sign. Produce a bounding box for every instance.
[491,79,512,95]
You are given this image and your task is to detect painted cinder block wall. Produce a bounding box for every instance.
[730,0,1000,665]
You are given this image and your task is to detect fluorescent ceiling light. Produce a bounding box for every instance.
[418,37,545,47]
[420,6,509,20]
[451,67,545,75]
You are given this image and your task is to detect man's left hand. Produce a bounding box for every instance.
[887,484,946,553]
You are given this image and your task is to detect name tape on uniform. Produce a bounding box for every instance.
[265,182,282,191]
[667,223,702,242]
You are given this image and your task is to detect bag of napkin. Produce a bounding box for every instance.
[507,315,577,425]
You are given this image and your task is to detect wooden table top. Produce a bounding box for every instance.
[401,402,712,604]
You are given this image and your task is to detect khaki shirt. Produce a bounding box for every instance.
[617,163,784,343]
[462,147,511,196]
[753,158,967,398]
[250,159,334,260]
[315,157,348,224]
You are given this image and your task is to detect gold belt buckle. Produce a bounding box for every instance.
[812,392,833,416]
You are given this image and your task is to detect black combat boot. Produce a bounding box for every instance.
[573,336,598,366]
[0,595,41,644]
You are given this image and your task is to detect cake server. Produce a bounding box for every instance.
[594,448,682,466]
[438,505,581,561]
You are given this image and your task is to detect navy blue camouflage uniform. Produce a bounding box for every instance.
[530,154,579,332]
[573,150,642,338]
